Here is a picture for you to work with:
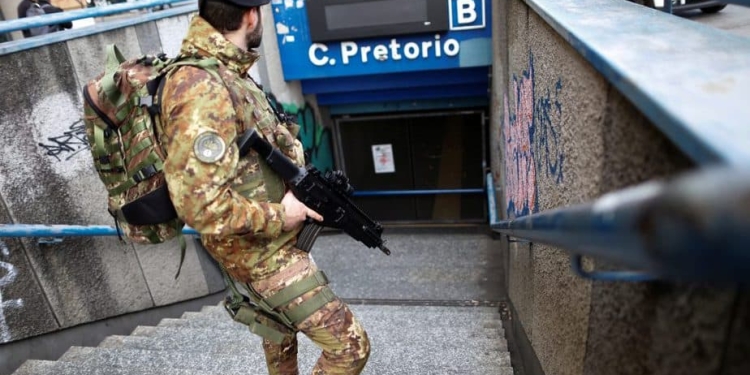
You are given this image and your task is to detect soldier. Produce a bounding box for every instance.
[158,0,371,374]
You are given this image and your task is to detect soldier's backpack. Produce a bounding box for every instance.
[82,45,220,275]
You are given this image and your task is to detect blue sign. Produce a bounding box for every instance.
[271,0,492,81]
[450,0,487,30]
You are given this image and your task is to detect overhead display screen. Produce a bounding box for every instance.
[325,1,427,30]
[307,0,449,42]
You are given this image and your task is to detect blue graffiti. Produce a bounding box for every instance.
[503,52,564,218]
[533,78,564,184]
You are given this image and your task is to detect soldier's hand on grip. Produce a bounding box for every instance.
[281,190,324,231]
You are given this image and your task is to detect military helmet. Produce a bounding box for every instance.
[219,0,270,7]
[199,0,270,13]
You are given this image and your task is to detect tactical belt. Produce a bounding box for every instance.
[221,265,336,343]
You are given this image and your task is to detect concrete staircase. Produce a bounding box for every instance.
[12,229,511,374]
[12,302,512,375]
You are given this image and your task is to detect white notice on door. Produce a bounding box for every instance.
[371,144,395,174]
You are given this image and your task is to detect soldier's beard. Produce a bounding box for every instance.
[246,19,262,50]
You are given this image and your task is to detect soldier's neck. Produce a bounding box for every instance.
[224,30,248,52]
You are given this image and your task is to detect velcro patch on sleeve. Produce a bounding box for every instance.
[193,131,227,163]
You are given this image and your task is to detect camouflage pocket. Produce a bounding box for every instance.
[232,152,268,201]
[273,123,299,163]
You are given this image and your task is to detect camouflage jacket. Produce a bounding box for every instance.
[160,16,306,281]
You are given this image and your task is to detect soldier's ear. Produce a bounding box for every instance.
[243,7,259,29]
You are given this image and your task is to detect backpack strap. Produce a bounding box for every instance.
[145,56,225,118]
[101,45,130,123]
[153,56,246,145]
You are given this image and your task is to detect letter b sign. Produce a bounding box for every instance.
[450,0,485,30]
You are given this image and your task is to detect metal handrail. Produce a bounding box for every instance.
[0,187,487,240]
[353,189,484,197]
[486,172,500,226]
[0,0,192,34]
[491,168,750,283]
[0,224,198,243]
[0,4,195,55]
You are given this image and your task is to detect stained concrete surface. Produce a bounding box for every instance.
[0,44,154,329]
[684,4,750,39]
[0,200,59,342]
[155,14,192,58]
[66,27,142,89]
[311,226,505,302]
[134,22,163,56]
[0,16,223,346]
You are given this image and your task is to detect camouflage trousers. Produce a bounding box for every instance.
[250,250,370,375]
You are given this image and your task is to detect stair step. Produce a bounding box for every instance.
[57,347,97,363]
[110,326,508,355]
[11,360,57,375]
[16,303,512,375]
[170,311,504,328]
[135,324,505,346]
[55,345,511,375]
[157,313,504,336]
[56,346,311,373]
[13,360,217,375]
[97,335,150,348]
[174,305,504,330]
[195,304,502,319]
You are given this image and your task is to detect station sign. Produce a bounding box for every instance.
[271,0,492,80]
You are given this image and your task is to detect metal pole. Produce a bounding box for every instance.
[0,0,192,34]
[492,168,750,282]
[0,224,198,238]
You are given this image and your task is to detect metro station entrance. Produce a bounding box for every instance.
[334,110,487,223]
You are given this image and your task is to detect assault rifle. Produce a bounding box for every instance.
[237,129,391,256]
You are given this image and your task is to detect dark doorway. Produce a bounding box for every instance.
[335,110,487,223]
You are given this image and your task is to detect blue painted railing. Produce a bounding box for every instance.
[0,187,487,241]
[0,224,198,241]
[526,0,750,166]
[492,168,750,282]
[0,0,196,55]
[486,173,500,226]
[0,0,192,34]
[352,189,484,197]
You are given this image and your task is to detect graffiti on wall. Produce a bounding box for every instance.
[33,93,336,174]
[503,52,564,218]
[267,94,335,173]
[30,94,94,182]
[0,240,23,343]
[37,119,88,162]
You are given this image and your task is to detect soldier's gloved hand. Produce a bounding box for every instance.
[281,191,324,231]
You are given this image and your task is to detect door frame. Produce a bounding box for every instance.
[333,109,488,176]
[332,109,489,223]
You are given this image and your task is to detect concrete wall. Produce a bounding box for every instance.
[493,1,750,375]
[0,13,228,352]
[0,0,24,41]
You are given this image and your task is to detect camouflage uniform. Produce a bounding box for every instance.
[160,16,370,375]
